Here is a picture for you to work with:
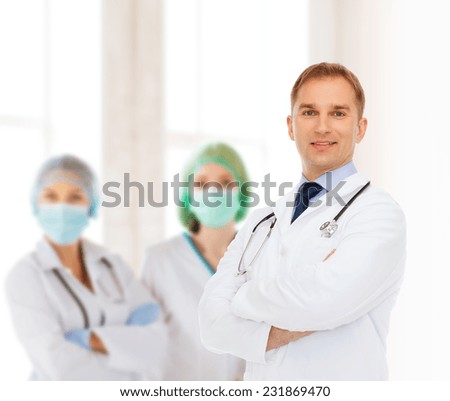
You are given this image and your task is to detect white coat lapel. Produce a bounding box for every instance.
[81,240,123,300]
[35,239,64,271]
[273,187,296,235]
[293,172,370,223]
[81,239,105,283]
[273,172,369,232]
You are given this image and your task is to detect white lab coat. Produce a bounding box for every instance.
[198,172,406,380]
[141,234,245,380]
[5,238,167,380]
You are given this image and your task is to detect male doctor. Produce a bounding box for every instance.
[198,62,406,380]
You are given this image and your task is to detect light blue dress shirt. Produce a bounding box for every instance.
[297,161,358,204]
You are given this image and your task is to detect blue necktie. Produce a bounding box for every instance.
[291,181,324,223]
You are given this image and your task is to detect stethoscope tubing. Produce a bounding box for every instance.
[53,269,90,329]
[332,181,370,223]
[52,258,124,329]
[237,181,371,275]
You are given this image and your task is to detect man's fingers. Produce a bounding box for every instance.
[296,330,314,339]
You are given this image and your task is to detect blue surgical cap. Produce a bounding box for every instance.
[31,154,100,217]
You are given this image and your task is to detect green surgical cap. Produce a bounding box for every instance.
[178,142,250,229]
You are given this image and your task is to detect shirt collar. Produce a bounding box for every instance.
[297,161,357,192]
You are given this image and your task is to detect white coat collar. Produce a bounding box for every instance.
[35,238,113,279]
[273,172,370,234]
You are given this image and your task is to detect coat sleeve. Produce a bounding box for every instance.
[4,262,129,380]
[139,245,176,336]
[92,254,168,379]
[231,195,407,331]
[140,245,173,333]
[198,210,273,364]
[140,247,166,308]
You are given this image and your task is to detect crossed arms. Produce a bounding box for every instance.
[199,199,406,362]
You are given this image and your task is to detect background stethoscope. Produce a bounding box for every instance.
[52,257,125,328]
[236,181,371,276]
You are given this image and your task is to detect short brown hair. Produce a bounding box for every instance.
[290,62,365,118]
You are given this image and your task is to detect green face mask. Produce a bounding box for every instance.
[190,189,240,228]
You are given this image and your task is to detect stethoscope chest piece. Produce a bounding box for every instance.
[319,181,371,238]
[320,220,338,238]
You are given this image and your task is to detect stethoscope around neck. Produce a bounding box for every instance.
[52,257,125,328]
[236,181,370,276]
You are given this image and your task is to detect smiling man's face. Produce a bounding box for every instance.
[287,76,367,180]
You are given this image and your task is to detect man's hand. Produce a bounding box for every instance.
[266,326,313,351]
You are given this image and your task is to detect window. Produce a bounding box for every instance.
[0,0,101,379]
[163,0,309,236]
